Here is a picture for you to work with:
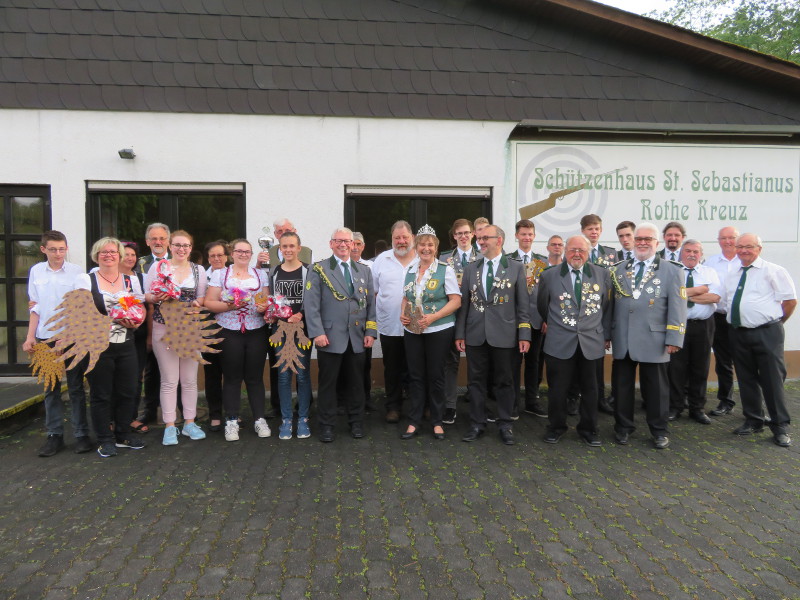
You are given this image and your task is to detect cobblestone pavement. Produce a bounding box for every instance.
[1,385,799,600]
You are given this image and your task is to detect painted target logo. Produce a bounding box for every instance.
[517,146,608,234]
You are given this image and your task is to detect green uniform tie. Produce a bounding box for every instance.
[686,268,695,308]
[573,269,582,305]
[634,261,645,288]
[342,261,354,295]
[731,266,752,328]
[486,260,494,294]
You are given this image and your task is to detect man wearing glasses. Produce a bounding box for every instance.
[305,228,377,442]
[609,222,687,449]
[23,230,91,457]
[724,234,796,447]
[456,225,531,446]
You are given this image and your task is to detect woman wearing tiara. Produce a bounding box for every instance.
[398,225,462,440]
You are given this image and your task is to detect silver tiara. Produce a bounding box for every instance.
[417,224,436,236]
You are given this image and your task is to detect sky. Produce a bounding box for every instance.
[593,0,672,16]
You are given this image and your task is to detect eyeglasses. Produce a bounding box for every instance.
[566,248,588,254]
[171,243,192,249]
[476,236,499,243]
[99,250,119,256]
[44,247,67,254]
[735,245,759,250]
[634,237,656,243]
[331,239,353,245]
[454,231,473,237]
[232,249,252,255]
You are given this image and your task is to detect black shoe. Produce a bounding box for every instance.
[319,425,335,443]
[668,409,681,421]
[350,423,364,439]
[615,431,630,445]
[499,429,515,446]
[462,427,484,442]
[566,396,579,416]
[97,441,118,458]
[580,432,602,447]
[710,403,734,416]
[733,423,764,435]
[74,436,94,454]
[689,411,711,425]
[400,426,418,440]
[115,435,145,449]
[653,436,670,449]
[433,428,445,440]
[543,430,563,444]
[209,420,222,432]
[598,397,614,415]
[38,434,65,457]
[773,433,792,447]
[138,412,157,425]
[442,408,456,425]
[524,401,547,418]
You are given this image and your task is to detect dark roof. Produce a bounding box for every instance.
[1,0,799,126]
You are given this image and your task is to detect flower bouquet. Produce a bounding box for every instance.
[264,294,293,323]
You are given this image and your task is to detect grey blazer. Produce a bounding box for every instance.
[609,255,687,363]
[304,256,377,354]
[455,254,532,348]
[537,262,612,360]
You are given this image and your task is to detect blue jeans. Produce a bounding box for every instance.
[278,345,312,421]
[43,352,89,438]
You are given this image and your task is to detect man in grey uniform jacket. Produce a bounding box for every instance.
[537,235,613,446]
[610,222,687,449]
[455,225,531,446]
[305,227,377,443]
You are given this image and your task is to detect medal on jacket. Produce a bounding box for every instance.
[632,289,641,299]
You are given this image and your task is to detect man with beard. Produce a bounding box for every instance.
[456,225,531,446]
[610,222,687,449]
[371,221,418,423]
[658,221,686,263]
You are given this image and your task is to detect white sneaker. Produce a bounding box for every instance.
[254,418,271,438]
[224,419,240,442]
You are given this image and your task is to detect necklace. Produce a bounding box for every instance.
[97,271,120,285]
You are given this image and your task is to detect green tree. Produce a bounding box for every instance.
[650,0,800,64]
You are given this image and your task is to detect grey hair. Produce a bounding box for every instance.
[273,217,293,229]
[736,233,763,247]
[635,222,660,239]
[390,220,413,236]
[331,226,353,239]
[352,231,365,243]
[145,222,170,238]
[682,238,703,250]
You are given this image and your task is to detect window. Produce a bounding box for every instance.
[344,186,491,259]
[0,186,52,374]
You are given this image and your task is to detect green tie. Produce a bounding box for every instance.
[523,254,529,264]
[462,252,468,266]
[634,261,645,288]
[342,261,354,295]
[591,248,597,263]
[731,266,752,328]
[486,260,494,293]
[686,268,695,308]
[573,269,582,304]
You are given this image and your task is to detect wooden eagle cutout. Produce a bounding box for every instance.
[40,288,111,375]
[269,321,312,375]
[29,341,66,390]
[159,300,223,365]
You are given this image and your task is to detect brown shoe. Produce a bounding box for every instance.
[385,410,400,424]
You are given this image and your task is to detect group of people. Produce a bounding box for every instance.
[25,212,797,458]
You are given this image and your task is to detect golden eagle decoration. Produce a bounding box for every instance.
[29,342,66,390]
[269,321,312,375]
[160,300,223,365]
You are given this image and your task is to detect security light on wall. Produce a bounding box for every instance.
[118,148,136,159]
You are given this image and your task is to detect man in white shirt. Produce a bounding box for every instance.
[704,226,741,416]
[667,240,721,424]
[371,221,418,423]
[22,231,91,457]
[724,233,797,447]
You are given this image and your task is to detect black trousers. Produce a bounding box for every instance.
[545,347,599,436]
[730,321,790,432]
[668,317,714,413]
[86,339,138,444]
[712,312,736,407]
[465,343,515,431]
[613,354,669,437]
[380,334,407,413]
[317,342,366,428]
[513,329,542,407]
[267,339,280,413]
[403,328,454,427]
[219,326,268,420]
[337,347,372,409]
